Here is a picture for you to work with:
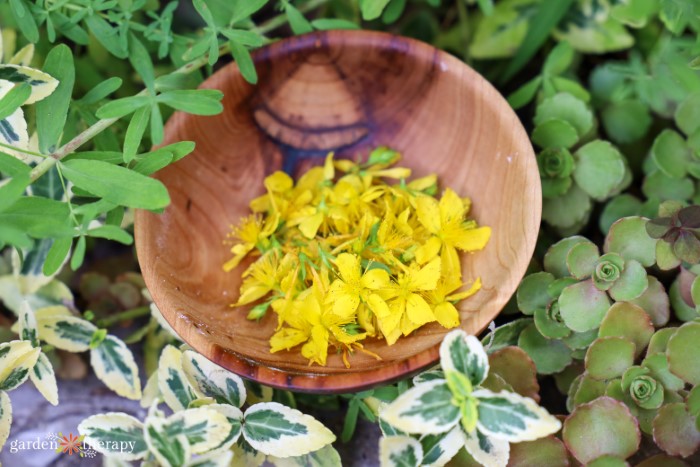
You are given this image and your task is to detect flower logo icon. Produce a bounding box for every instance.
[58,432,82,455]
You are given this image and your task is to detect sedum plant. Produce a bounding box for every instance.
[377,329,560,466]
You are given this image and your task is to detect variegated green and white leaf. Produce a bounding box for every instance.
[242,402,336,458]
[0,277,72,317]
[267,444,342,467]
[472,389,561,442]
[37,315,97,352]
[463,429,510,467]
[0,83,28,159]
[378,413,407,437]
[141,371,161,408]
[184,450,233,467]
[9,43,34,66]
[90,335,142,400]
[182,349,246,407]
[379,380,461,435]
[0,391,11,452]
[208,403,243,451]
[145,417,191,467]
[412,368,445,386]
[439,330,489,386]
[78,412,149,461]
[245,380,274,404]
[30,352,57,405]
[0,65,59,104]
[165,407,232,454]
[379,436,423,467]
[18,301,38,347]
[0,340,40,391]
[420,426,466,467]
[231,438,266,467]
[158,345,197,412]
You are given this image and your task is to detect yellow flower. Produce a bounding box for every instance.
[235,252,297,306]
[223,212,280,272]
[428,277,482,328]
[373,257,442,345]
[326,253,390,316]
[415,188,491,279]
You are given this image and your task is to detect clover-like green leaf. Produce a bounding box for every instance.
[533,120,579,148]
[602,100,652,144]
[667,322,700,385]
[543,184,592,229]
[544,236,590,278]
[585,337,636,381]
[569,374,607,409]
[518,324,572,375]
[605,217,658,267]
[566,241,599,279]
[675,92,700,136]
[535,93,594,137]
[562,329,598,351]
[600,195,643,235]
[563,397,640,464]
[517,272,555,315]
[652,403,700,457]
[573,140,627,201]
[559,279,612,332]
[609,260,648,301]
[651,129,690,180]
[599,302,654,358]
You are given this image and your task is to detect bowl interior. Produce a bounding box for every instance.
[135,31,540,393]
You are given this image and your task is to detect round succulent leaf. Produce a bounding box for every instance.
[642,170,695,202]
[533,120,579,148]
[518,324,573,375]
[587,455,630,467]
[559,279,612,332]
[562,328,599,351]
[567,375,584,413]
[675,92,700,136]
[570,374,608,408]
[604,378,637,414]
[609,260,649,301]
[573,140,627,200]
[671,279,699,322]
[507,436,569,467]
[585,337,636,381]
[542,176,573,199]
[673,230,700,264]
[563,397,641,464]
[678,267,696,307]
[602,99,651,144]
[636,454,690,467]
[604,217,658,267]
[480,371,513,394]
[534,93,594,137]
[652,403,700,458]
[652,129,690,179]
[534,306,571,339]
[567,242,600,279]
[599,195,643,236]
[667,322,700,385]
[517,272,555,315]
[643,353,685,392]
[692,275,700,307]
[543,184,592,229]
[629,276,671,327]
[646,217,675,239]
[488,346,540,403]
[687,385,700,418]
[593,254,624,291]
[554,362,584,395]
[599,302,654,358]
[544,236,591,278]
[656,240,682,271]
[647,327,678,357]
[547,277,579,298]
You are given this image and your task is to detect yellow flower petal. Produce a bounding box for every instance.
[270,328,308,352]
[264,171,294,193]
[415,195,441,235]
[335,253,362,284]
[447,277,482,301]
[439,188,465,225]
[367,294,391,318]
[406,293,435,326]
[415,236,441,265]
[407,174,437,192]
[236,281,271,305]
[361,268,390,290]
[323,152,335,180]
[373,168,412,179]
[434,302,460,329]
[410,257,441,291]
[299,211,324,239]
[441,245,462,283]
[453,226,491,252]
[301,325,329,366]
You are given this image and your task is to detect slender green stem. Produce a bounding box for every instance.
[28,0,329,183]
[96,305,151,328]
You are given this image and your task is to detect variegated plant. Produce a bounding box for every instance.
[378,329,560,467]
[79,345,339,467]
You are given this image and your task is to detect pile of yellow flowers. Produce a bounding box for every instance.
[224,148,491,367]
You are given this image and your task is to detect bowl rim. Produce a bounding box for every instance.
[135,29,540,394]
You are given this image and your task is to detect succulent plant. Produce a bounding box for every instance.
[647,203,700,267]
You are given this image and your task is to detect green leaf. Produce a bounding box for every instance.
[30,353,58,406]
[165,407,233,454]
[555,9,634,54]
[608,260,648,301]
[0,340,40,391]
[360,0,392,20]
[675,92,700,136]
[0,83,30,120]
[0,172,30,213]
[78,77,123,105]
[599,302,654,358]
[123,105,150,163]
[242,402,335,457]
[544,41,574,76]
[501,0,577,82]
[267,444,342,467]
[667,322,700,385]
[285,2,313,34]
[420,426,465,467]
[182,349,246,407]
[90,335,141,400]
[604,217,658,267]
[0,196,72,238]
[311,19,360,30]
[518,323,572,374]
[517,272,555,315]
[440,330,489,386]
[208,404,244,452]
[481,318,533,354]
[157,90,224,116]
[651,129,690,179]
[129,35,155,91]
[87,225,133,245]
[652,403,700,458]
[0,391,11,451]
[0,84,29,152]
[96,95,151,119]
[585,337,636,380]
[36,45,74,154]
[473,389,560,442]
[42,237,72,276]
[132,151,173,176]
[463,429,510,467]
[231,0,268,24]
[566,242,599,280]
[379,436,423,467]
[227,40,257,84]
[532,119,579,149]
[542,184,592,229]
[145,418,191,467]
[535,93,593,138]
[78,412,148,461]
[602,100,651,144]
[70,235,86,270]
[380,380,461,434]
[508,76,542,110]
[37,315,97,352]
[18,301,38,347]
[0,151,30,177]
[60,159,169,210]
[158,345,198,412]
[470,0,538,60]
[9,0,39,43]
[559,279,612,332]
[85,15,128,58]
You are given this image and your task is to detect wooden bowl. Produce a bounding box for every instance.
[134,30,540,393]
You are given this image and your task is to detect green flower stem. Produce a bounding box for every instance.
[96,306,151,328]
[28,0,329,184]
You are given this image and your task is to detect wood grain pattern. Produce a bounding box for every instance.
[134,30,541,393]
